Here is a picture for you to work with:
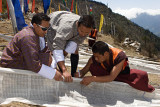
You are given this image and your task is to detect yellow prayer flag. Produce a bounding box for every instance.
[99,14,104,32]
[65,0,67,7]
[49,0,52,13]
[76,2,78,14]
[59,3,61,11]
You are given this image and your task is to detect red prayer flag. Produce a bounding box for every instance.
[31,0,35,13]
[28,0,30,4]
[0,0,2,13]
[70,0,74,12]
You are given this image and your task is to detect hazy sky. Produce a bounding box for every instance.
[94,0,160,19]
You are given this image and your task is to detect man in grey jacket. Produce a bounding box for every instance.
[47,11,95,82]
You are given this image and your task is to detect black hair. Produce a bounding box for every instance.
[92,41,109,55]
[31,13,50,25]
[35,7,38,10]
[78,15,95,28]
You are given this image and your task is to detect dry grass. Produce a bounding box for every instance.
[96,34,146,58]
[148,73,160,89]
[0,101,45,107]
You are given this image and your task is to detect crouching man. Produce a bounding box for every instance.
[75,41,155,92]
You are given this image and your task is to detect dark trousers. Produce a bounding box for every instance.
[70,54,79,77]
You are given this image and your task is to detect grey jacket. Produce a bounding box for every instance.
[47,11,87,51]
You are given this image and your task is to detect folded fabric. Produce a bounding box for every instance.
[115,69,155,92]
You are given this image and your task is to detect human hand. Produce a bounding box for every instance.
[80,76,94,86]
[54,70,63,81]
[74,70,81,78]
[74,72,80,78]
[63,70,73,82]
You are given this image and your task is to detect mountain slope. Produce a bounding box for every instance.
[131,13,160,37]
[83,0,160,58]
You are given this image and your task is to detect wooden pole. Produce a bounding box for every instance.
[6,0,18,34]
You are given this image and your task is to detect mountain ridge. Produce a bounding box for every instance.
[131,13,160,37]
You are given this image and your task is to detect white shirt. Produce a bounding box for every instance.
[38,37,56,79]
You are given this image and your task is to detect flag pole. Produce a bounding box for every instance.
[6,0,18,34]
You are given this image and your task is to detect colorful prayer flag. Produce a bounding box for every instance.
[49,0,52,13]
[65,0,67,7]
[24,0,28,14]
[31,0,35,13]
[0,0,2,13]
[12,0,28,30]
[27,0,30,4]
[89,5,92,15]
[58,3,61,11]
[63,0,66,6]
[99,14,104,32]
[70,0,74,12]
[43,0,50,14]
[76,2,78,14]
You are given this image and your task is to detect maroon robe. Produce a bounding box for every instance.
[89,48,155,92]
[0,26,51,73]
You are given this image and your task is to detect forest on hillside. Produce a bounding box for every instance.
[1,0,160,58]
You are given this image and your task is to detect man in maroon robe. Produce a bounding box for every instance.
[88,29,98,48]
[0,13,63,81]
[75,41,155,92]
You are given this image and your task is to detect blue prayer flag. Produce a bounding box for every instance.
[43,0,50,14]
[12,0,28,31]
[24,0,28,14]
